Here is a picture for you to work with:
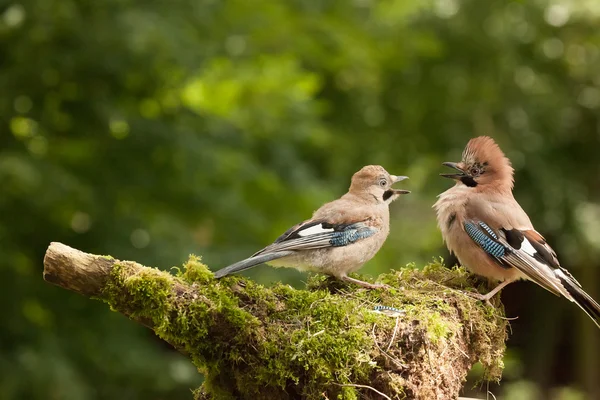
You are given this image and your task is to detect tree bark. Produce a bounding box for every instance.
[42,242,507,400]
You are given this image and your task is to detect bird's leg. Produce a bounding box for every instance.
[464,278,515,306]
[340,275,389,290]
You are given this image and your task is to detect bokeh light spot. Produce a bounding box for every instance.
[2,4,25,28]
[544,4,570,27]
[109,118,130,139]
[542,38,564,59]
[578,87,600,109]
[14,95,33,114]
[131,229,151,249]
[71,212,92,233]
[10,116,37,139]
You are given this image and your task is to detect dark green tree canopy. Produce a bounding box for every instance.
[1,0,600,398]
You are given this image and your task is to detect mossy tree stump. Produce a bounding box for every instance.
[43,242,507,400]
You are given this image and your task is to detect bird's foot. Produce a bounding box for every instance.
[341,276,389,290]
[462,278,514,307]
[462,291,495,307]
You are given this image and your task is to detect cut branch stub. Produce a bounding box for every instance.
[44,242,113,297]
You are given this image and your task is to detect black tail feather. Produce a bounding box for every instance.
[213,251,295,278]
[556,271,600,329]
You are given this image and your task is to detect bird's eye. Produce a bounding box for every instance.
[470,168,480,176]
[379,179,387,187]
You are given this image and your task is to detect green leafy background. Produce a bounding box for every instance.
[1,0,599,398]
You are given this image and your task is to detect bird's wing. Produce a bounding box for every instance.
[464,220,600,328]
[213,218,378,279]
[462,220,565,296]
[253,219,378,256]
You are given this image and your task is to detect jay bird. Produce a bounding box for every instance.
[434,136,600,328]
[214,165,409,289]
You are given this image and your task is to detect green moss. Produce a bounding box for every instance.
[179,255,214,285]
[99,256,507,399]
[337,386,358,399]
[101,262,174,328]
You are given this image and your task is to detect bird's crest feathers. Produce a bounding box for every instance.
[462,136,514,190]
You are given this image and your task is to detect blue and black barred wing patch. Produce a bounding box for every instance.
[464,221,506,259]
[326,222,377,247]
[464,220,563,296]
[254,220,378,255]
[463,220,515,269]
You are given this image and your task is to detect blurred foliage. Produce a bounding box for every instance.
[1,0,600,398]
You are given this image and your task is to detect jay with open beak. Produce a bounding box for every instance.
[214,165,409,289]
[434,136,600,328]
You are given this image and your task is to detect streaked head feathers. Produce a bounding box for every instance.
[441,136,514,190]
[349,165,410,202]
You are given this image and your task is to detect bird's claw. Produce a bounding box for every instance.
[341,276,390,290]
[463,291,494,307]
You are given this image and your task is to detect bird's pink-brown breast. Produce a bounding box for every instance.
[435,187,528,282]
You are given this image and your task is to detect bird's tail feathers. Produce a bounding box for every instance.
[555,269,600,329]
[213,251,295,278]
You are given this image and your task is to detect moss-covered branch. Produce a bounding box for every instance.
[43,242,507,400]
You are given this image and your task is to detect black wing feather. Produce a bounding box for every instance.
[254,220,377,256]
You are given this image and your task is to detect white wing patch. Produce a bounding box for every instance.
[297,224,335,237]
[554,269,568,281]
[520,237,537,257]
[553,269,576,302]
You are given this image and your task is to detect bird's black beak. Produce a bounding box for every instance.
[440,162,467,180]
[389,175,410,194]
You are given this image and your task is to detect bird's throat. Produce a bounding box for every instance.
[460,176,478,187]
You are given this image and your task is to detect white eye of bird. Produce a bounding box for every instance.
[470,168,480,176]
[379,179,387,187]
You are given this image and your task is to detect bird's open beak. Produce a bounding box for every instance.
[440,162,467,180]
[389,175,410,194]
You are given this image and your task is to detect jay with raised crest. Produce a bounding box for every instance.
[214,165,409,289]
[434,136,600,328]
